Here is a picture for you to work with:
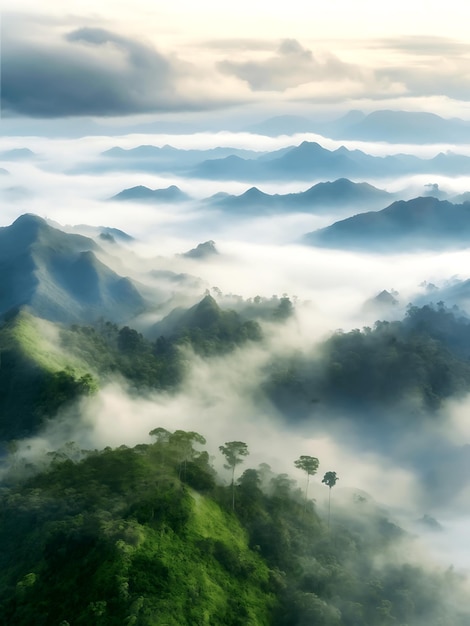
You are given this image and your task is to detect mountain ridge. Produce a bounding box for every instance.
[305,196,470,251]
[0,214,146,324]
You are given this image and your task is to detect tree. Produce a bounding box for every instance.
[149,427,170,443]
[294,455,319,509]
[219,441,249,510]
[169,430,206,479]
[149,427,171,466]
[322,471,339,528]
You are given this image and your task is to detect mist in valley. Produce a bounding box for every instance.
[2,128,470,624]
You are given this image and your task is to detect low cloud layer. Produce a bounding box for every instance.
[2,124,470,573]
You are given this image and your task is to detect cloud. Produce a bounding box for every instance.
[204,38,276,52]
[371,35,470,57]
[376,62,470,103]
[0,20,232,117]
[3,11,470,120]
[218,39,360,91]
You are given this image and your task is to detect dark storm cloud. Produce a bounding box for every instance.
[218,39,359,91]
[1,24,203,117]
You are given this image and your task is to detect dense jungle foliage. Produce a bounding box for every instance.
[2,299,470,441]
[265,301,470,421]
[1,431,468,625]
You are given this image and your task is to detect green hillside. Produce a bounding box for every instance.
[0,312,97,438]
[1,432,468,625]
[0,296,262,440]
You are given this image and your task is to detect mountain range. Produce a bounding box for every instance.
[322,110,470,144]
[91,144,262,174]
[190,141,470,182]
[109,179,395,214]
[208,178,396,214]
[305,196,470,251]
[245,110,470,144]
[74,134,470,183]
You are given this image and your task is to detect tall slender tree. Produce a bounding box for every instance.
[219,441,249,510]
[322,471,339,528]
[170,430,206,479]
[294,455,319,509]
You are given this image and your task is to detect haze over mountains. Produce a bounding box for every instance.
[97,138,470,183]
[4,0,470,615]
[246,110,470,144]
[211,178,397,213]
[4,105,470,624]
[325,110,470,144]
[0,214,146,324]
[191,140,470,182]
[110,179,396,214]
[95,144,262,174]
[111,184,191,203]
[305,196,470,251]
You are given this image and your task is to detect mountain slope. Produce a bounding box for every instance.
[210,179,395,214]
[304,196,470,251]
[1,434,468,625]
[149,295,262,352]
[0,214,146,324]
[0,312,97,439]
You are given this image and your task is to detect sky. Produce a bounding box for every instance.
[3,1,470,128]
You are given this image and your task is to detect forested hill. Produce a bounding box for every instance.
[3,298,470,442]
[265,301,470,422]
[1,430,468,625]
[0,296,263,440]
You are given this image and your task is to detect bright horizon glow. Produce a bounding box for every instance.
[3,2,470,123]
[7,1,470,40]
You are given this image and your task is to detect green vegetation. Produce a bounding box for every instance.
[4,299,470,445]
[266,301,470,422]
[322,471,339,528]
[219,441,250,509]
[0,430,468,625]
[0,313,98,438]
[172,295,263,356]
[0,297,263,439]
[294,455,319,506]
[3,300,470,623]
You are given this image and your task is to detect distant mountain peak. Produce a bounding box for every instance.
[242,187,267,198]
[110,185,189,203]
[12,212,47,227]
[182,241,219,259]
